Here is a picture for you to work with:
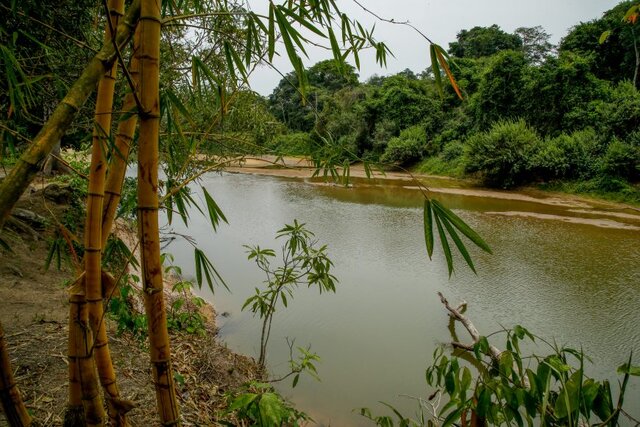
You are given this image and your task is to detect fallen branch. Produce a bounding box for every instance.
[438,292,530,388]
[438,292,502,363]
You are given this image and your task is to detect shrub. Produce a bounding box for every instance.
[595,81,640,139]
[599,138,640,181]
[464,119,541,188]
[380,125,427,166]
[534,128,601,180]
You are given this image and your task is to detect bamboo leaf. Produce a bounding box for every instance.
[423,199,434,259]
[435,45,463,100]
[434,213,453,277]
[440,215,476,274]
[430,44,443,97]
[328,27,344,70]
[268,3,276,61]
[281,7,326,38]
[431,200,491,254]
[201,187,228,232]
[194,248,228,292]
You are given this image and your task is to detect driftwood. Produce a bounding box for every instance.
[437,292,529,388]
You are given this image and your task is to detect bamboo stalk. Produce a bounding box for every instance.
[69,289,104,427]
[0,0,140,232]
[137,0,181,424]
[66,277,85,427]
[0,321,32,427]
[81,1,131,425]
[102,30,140,246]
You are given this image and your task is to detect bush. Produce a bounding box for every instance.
[594,81,640,139]
[599,138,640,181]
[380,125,427,166]
[266,132,315,155]
[534,128,601,180]
[464,119,541,188]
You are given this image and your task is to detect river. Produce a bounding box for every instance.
[161,171,640,425]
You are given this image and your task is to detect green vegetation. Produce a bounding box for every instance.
[263,1,640,200]
[242,220,337,369]
[363,324,639,426]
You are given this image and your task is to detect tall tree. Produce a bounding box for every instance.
[448,25,522,59]
[515,26,555,64]
[137,0,181,423]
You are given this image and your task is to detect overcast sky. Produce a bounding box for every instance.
[246,0,621,95]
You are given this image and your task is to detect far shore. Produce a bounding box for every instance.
[213,155,640,231]
[220,155,640,212]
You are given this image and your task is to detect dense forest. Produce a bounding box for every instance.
[254,1,640,200]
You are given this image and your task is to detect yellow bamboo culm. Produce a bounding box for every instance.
[82,0,132,425]
[69,290,105,427]
[102,28,140,246]
[0,321,32,427]
[137,0,181,425]
[66,274,85,427]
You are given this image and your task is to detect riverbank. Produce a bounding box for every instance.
[0,179,260,425]
[222,155,640,231]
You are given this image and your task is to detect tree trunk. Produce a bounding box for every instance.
[0,322,32,427]
[0,0,141,232]
[137,1,181,424]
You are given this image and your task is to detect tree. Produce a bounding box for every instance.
[471,50,528,128]
[448,25,522,59]
[268,60,360,132]
[515,25,555,64]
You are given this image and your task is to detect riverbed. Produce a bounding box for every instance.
[161,170,640,425]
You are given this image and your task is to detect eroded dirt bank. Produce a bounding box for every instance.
[0,181,259,426]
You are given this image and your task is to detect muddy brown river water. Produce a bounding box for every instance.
[162,171,640,425]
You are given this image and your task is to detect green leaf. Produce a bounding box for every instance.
[258,392,286,425]
[268,3,276,61]
[617,362,640,376]
[593,380,613,422]
[423,200,434,259]
[440,215,476,274]
[434,213,453,276]
[431,200,491,254]
[430,44,444,97]
[476,387,491,418]
[194,248,228,292]
[599,30,612,44]
[228,393,258,411]
[201,187,228,232]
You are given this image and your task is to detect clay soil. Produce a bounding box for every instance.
[0,179,259,426]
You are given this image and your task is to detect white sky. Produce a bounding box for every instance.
[247,0,621,95]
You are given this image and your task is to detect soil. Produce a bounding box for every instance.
[0,177,260,426]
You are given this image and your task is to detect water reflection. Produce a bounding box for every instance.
[161,172,640,425]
